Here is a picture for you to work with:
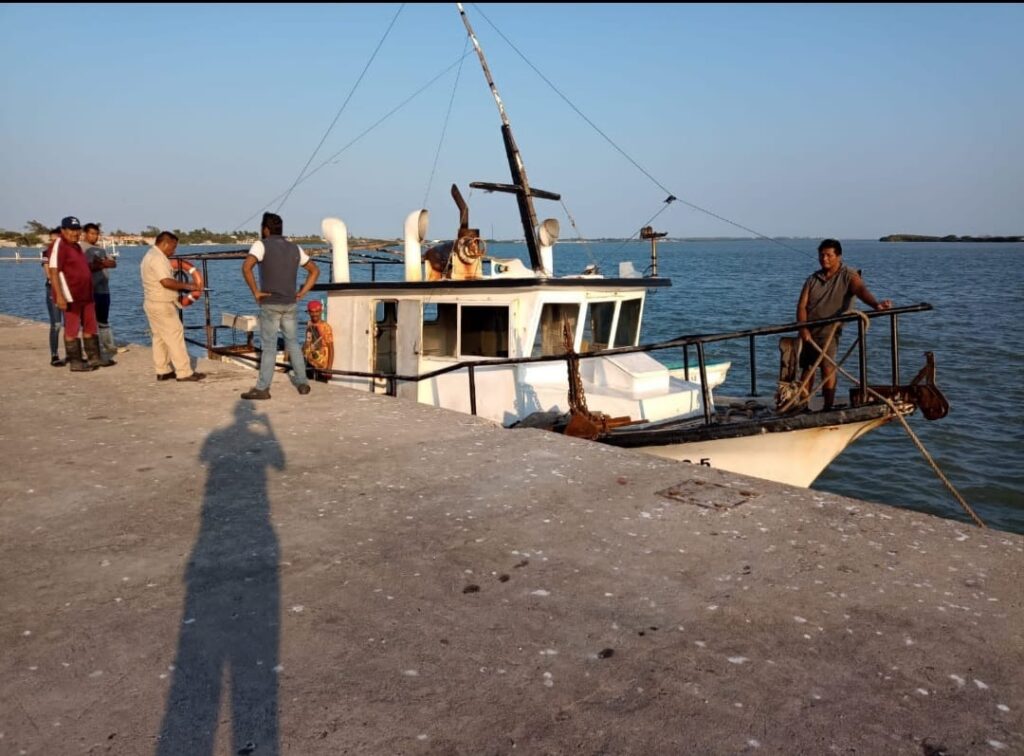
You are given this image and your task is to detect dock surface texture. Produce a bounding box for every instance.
[1,314,1021,756]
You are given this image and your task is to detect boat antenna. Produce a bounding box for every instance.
[456,2,553,274]
[640,225,668,277]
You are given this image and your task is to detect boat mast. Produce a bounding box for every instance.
[456,2,545,273]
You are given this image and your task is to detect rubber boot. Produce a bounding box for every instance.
[66,339,96,372]
[98,325,118,360]
[83,335,116,368]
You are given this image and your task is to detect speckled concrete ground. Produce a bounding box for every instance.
[1,314,1021,755]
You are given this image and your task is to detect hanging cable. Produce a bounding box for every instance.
[469,3,814,259]
[275,4,406,213]
[423,36,470,210]
[558,199,598,270]
[606,197,677,259]
[234,50,475,233]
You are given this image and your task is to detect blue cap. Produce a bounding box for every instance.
[61,216,82,230]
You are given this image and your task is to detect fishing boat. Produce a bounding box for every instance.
[185,3,949,488]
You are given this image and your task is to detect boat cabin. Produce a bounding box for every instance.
[314,211,705,427]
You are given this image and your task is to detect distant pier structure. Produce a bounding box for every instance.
[0,249,43,263]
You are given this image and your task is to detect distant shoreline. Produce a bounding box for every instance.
[880,234,1023,243]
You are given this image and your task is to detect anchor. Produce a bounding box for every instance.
[852,352,949,420]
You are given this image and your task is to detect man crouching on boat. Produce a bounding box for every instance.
[240,212,319,400]
[796,238,891,411]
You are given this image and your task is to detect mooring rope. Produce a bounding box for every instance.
[777,316,855,414]
[793,311,986,527]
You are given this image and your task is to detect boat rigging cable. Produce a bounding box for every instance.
[469,3,814,260]
[423,35,471,210]
[275,4,406,214]
[233,50,475,233]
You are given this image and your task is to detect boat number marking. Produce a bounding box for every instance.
[681,458,712,467]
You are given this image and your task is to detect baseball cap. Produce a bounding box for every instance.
[61,216,82,230]
[307,300,323,312]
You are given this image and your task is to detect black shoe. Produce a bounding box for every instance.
[176,372,206,382]
[241,387,271,400]
[50,355,66,367]
[157,371,177,381]
[297,383,311,395]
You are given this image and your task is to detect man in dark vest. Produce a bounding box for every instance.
[240,212,320,400]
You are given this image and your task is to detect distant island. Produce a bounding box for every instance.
[880,234,1023,243]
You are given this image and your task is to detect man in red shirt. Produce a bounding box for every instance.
[46,216,115,371]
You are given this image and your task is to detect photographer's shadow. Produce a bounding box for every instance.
[157,401,283,756]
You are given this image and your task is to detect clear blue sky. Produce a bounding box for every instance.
[1,3,1021,240]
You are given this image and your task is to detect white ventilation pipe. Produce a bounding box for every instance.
[538,218,560,277]
[404,209,428,282]
[322,217,349,283]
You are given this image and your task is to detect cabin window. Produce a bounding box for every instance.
[423,302,457,357]
[531,303,580,357]
[581,301,616,352]
[614,298,642,347]
[460,305,509,358]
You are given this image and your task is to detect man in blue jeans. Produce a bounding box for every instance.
[41,227,65,366]
[240,212,320,400]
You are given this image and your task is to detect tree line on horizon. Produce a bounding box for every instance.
[0,220,329,246]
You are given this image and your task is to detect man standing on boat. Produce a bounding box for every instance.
[302,299,334,382]
[797,239,891,411]
[240,212,319,400]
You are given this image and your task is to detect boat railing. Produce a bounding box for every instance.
[378,303,927,424]
[185,288,931,425]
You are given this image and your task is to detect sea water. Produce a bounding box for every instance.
[2,239,1021,532]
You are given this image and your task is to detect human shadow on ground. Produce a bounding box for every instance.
[156,400,284,756]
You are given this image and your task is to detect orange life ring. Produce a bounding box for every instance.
[170,258,204,307]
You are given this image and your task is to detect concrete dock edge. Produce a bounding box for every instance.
[1,314,1021,755]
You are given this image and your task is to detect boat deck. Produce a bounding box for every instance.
[1,314,1021,755]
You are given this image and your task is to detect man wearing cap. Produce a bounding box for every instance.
[240,212,319,400]
[46,216,115,371]
[140,231,205,382]
[302,299,334,382]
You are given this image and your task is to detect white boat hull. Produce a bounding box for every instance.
[629,414,892,487]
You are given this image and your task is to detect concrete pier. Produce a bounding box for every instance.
[1,314,1021,755]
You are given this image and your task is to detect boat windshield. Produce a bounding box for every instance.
[531,303,581,357]
[582,302,616,351]
[615,298,642,347]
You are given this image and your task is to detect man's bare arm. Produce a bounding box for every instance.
[850,273,891,310]
[242,255,270,301]
[296,260,320,300]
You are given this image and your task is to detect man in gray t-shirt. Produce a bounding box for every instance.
[82,222,123,359]
[796,239,892,411]
[240,212,320,400]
